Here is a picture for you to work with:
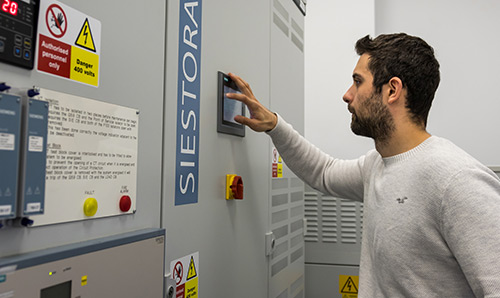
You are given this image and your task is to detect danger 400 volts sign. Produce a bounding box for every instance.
[171,252,199,298]
[36,0,101,87]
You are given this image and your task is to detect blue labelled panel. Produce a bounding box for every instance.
[0,93,22,219]
[175,0,202,206]
[20,99,49,215]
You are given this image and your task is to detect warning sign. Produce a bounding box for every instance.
[187,257,197,280]
[75,18,96,52]
[46,4,67,38]
[339,275,359,297]
[173,262,183,285]
[170,252,199,298]
[36,0,101,87]
[272,147,283,178]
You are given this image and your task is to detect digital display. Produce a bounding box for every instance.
[217,71,246,137]
[1,0,18,16]
[0,0,38,69]
[40,280,72,298]
[223,85,243,125]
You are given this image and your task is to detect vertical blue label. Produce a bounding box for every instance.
[175,0,202,206]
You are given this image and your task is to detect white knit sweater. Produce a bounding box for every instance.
[268,114,500,297]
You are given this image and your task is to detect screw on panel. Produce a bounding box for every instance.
[0,82,11,92]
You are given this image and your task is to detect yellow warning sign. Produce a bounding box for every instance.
[75,18,96,52]
[70,46,99,86]
[187,256,198,280]
[339,275,358,295]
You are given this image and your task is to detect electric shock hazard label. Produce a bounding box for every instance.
[36,0,101,87]
[339,275,359,298]
[170,252,199,298]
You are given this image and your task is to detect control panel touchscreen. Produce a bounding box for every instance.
[217,71,245,137]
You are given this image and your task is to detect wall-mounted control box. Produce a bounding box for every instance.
[0,0,39,69]
[0,93,22,219]
[18,97,48,216]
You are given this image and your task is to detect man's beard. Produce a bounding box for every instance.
[350,91,395,144]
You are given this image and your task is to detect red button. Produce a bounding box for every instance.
[119,195,132,212]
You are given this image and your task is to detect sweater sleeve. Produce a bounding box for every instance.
[267,114,365,202]
[441,168,500,297]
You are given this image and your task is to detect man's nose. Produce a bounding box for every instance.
[343,85,354,104]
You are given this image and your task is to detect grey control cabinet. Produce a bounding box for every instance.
[304,186,363,298]
[163,0,305,298]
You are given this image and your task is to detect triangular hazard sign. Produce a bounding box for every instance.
[75,18,96,52]
[187,256,197,280]
[340,277,358,294]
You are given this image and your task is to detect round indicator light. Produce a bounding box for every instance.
[83,198,98,217]
[119,195,132,212]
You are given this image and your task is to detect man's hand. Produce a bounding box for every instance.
[226,73,278,132]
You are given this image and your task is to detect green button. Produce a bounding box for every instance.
[0,275,6,283]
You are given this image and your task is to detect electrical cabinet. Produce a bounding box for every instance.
[0,229,165,298]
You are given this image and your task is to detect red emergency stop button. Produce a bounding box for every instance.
[119,195,132,212]
[230,176,243,200]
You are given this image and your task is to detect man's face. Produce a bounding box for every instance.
[343,54,395,143]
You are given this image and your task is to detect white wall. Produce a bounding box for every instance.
[306,0,500,166]
[375,0,500,166]
[305,0,375,159]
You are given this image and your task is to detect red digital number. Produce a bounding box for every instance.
[10,0,17,15]
[1,0,10,13]
[1,0,18,16]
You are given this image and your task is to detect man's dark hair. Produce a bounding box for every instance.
[355,33,440,127]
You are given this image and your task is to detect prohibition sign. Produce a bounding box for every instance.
[46,4,67,38]
[173,261,183,285]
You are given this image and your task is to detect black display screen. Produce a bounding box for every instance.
[217,71,246,137]
[40,280,71,298]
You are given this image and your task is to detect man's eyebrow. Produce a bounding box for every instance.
[352,73,363,81]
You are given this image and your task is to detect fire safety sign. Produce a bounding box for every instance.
[36,0,101,87]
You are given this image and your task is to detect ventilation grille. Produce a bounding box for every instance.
[304,190,363,244]
[272,0,304,52]
[270,176,305,298]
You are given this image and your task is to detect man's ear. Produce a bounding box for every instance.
[387,77,403,105]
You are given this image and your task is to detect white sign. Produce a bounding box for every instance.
[36,0,102,86]
[31,89,139,226]
[170,252,199,298]
[0,133,15,151]
[28,135,44,152]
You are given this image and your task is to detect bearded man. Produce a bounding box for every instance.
[227,33,500,297]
